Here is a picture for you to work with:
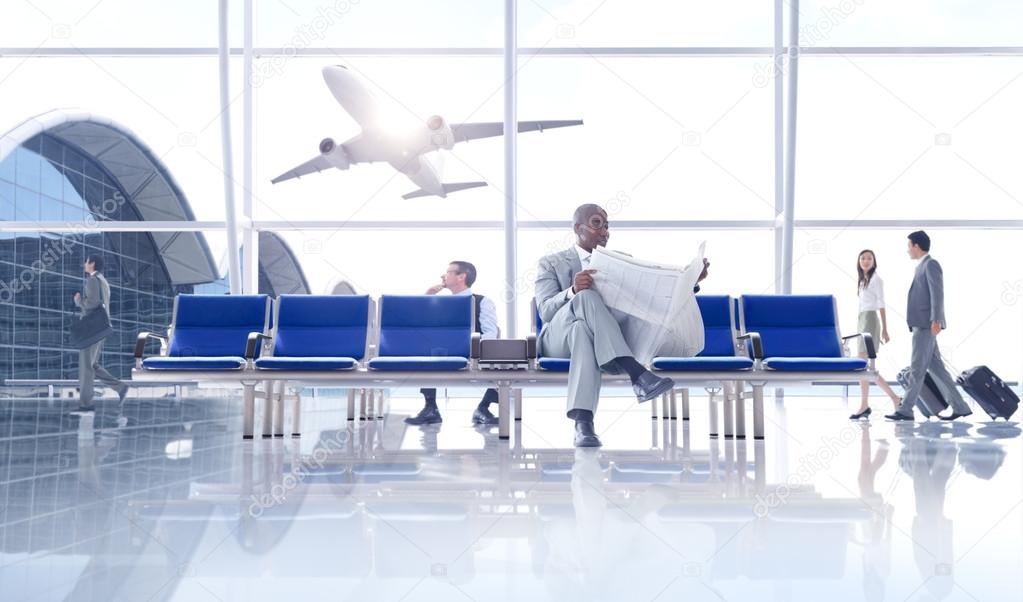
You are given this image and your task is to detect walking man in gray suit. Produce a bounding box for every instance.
[74,255,127,412]
[535,204,709,447]
[886,231,972,421]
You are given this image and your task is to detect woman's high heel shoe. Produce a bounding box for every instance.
[849,407,872,420]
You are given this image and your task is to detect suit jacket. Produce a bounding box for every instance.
[906,255,945,330]
[534,247,700,326]
[534,248,582,325]
[76,272,111,317]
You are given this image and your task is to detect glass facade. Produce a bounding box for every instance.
[0,134,200,381]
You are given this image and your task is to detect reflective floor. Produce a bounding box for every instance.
[1,389,1020,602]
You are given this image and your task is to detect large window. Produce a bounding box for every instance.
[797,56,1023,220]
[1,1,1019,382]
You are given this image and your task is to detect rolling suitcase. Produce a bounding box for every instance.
[957,365,1019,420]
[896,366,948,418]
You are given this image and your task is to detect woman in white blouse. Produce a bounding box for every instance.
[850,250,901,419]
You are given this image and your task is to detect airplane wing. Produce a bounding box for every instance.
[270,155,335,184]
[449,119,583,143]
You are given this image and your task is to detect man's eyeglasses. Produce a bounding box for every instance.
[581,217,610,231]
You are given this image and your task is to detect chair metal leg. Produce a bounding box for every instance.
[681,388,691,421]
[734,382,747,440]
[669,389,678,420]
[346,389,356,421]
[708,388,719,438]
[661,393,670,420]
[242,383,255,440]
[498,383,510,440]
[359,389,367,421]
[261,382,273,439]
[273,382,285,438]
[514,388,523,421]
[752,383,766,440]
[723,382,735,439]
[291,387,301,437]
[650,395,658,419]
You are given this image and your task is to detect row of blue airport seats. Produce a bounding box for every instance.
[132,293,874,440]
[135,293,873,374]
[534,294,873,373]
[134,294,477,373]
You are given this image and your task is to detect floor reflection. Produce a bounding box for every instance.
[0,394,1020,601]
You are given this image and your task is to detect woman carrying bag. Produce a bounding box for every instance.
[72,255,127,412]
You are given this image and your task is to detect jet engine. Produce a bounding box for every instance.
[425,115,454,150]
[318,137,350,169]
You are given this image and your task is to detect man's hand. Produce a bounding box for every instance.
[697,258,710,283]
[73,292,81,304]
[425,284,445,295]
[931,321,942,336]
[573,269,597,294]
[881,329,890,344]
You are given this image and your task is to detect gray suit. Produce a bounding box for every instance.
[76,272,125,404]
[535,247,638,415]
[897,255,969,416]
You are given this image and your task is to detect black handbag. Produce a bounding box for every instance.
[69,304,114,349]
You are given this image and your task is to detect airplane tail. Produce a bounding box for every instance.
[402,181,488,200]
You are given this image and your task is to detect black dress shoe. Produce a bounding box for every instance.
[633,372,675,403]
[574,420,602,448]
[884,411,915,422]
[939,411,973,421]
[471,406,499,426]
[404,406,442,425]
[849,407,872,420]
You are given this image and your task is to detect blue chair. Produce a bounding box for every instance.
[532,299,570,372]
[367,295,475,371]
[248,295,371,438]
[651,295,754,433]
[251,295,370,371]
[135,294,271,371]
[652,296,754,373]
[738,295,874,372]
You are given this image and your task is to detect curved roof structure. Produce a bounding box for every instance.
[0,109,218,285]
[259,231,311,295]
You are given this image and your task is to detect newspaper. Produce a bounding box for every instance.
[589,243,706,364]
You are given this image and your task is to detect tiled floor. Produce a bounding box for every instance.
[0,389,1020,601]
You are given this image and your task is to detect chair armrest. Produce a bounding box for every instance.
[737,332,763,360]
[842,333,876,359]
[526,334,537,359]
[245,332,272,360]
[134,332,167,368]
[471,333,482,359]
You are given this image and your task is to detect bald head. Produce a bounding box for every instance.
[572,203,609,252]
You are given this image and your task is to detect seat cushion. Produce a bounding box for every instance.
[367,356,468,371]
[254,357,357,371]
[538,357,571,372]
[764,357,868,371]
[652,356,754,371]
[142,356,246,370]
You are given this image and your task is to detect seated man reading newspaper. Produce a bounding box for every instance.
[534,203,709,448]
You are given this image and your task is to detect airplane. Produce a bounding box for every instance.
[271,65,583,199]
